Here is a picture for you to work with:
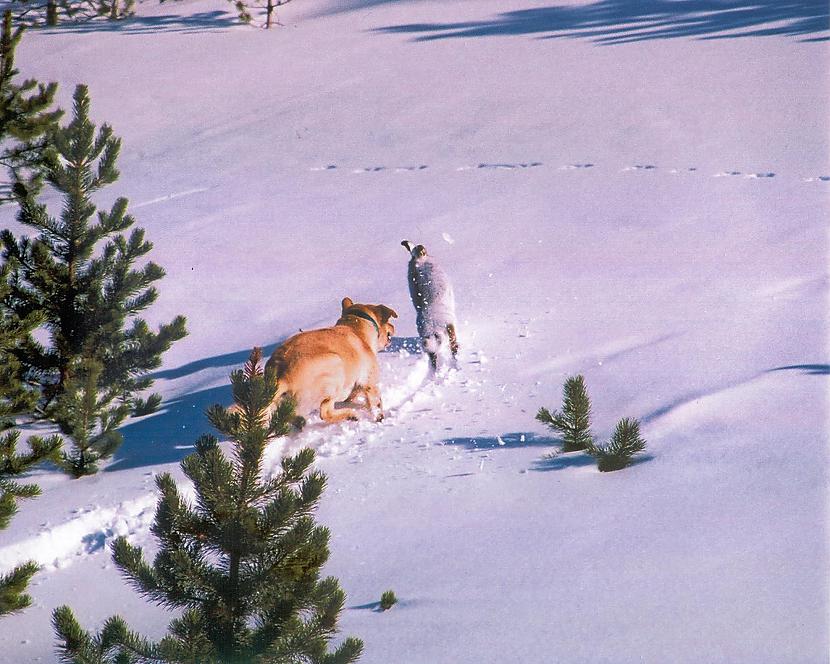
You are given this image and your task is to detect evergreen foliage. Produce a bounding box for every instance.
[54,357,129,477]
[0,428,61,616]
[0,9,62,201]
[0,261,39,430]
[131,392,162,417]
[53,348,363,663]
[536,374,594,452]
[1,84,186,476]
[379,590,397,611]
[587,417,647,472]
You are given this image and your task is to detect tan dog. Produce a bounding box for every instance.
[265,298,398,423]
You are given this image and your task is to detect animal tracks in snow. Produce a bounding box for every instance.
[0,494,157,573]
[714,170,776,179]
[308,161,824,182]
[133,187,210,209]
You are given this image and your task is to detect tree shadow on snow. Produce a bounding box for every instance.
[374,0,829,44]
[42,10,238,35]
[531,452,595,471]
[532,451,653,472]
[151,342,282,381]
[109,383,232,472]
[440,432,556,451]
[768,363,830,375]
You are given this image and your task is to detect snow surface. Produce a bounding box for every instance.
[1,0,828,661]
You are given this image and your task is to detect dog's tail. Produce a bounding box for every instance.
[262,355,305,430]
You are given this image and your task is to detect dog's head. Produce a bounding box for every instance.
[340,297,398,350]
[401,240,428,260]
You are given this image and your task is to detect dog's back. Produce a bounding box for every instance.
[265,298,397,423]
[408,257,456,338]
[267,327,370,415]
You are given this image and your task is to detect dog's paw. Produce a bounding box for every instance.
[374,412,385,423]
[347,415,359,422]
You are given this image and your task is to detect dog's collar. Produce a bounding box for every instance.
[342,308,381,337]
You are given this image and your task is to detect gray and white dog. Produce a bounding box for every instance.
[401,240,459,372]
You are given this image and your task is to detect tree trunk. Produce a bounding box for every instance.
[46,0,58,25]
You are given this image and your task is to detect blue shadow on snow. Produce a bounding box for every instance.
[373,0,829,44]
[440,432,556,451]
[113,334,416,471]
[151,342,281,381]
[42,10,237,35]
[768,363,830,375]
[109,383,232,472]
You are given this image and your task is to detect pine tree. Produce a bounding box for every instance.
[54,348,363,663]
[0,428,61,616]
[0,9,61,201]
[1,171,60,615]
[536,374,594,452]
[379,590,397,611]
[1,84,187,476]
[230,0,292,28]
[587,417,647,472]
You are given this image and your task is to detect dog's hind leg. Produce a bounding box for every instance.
[320,397,361,423]
[447,324,459,358]
[345,384,371,409]
[427,350,438,373]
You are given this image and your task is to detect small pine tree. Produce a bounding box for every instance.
[54,348,363,663]
[1,84,186,475]
[587,417,647,472]
[536,374,593,452]
[0,10,62,201]
[379,590,397,611]
[231,0,292,28]
[0,428,61,616]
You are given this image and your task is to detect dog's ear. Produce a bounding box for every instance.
[377,305,398,322]
[341,297,354,311]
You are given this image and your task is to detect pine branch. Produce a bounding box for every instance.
[588,417,647,472]
[536,374,593,452]
[0,560,39,616]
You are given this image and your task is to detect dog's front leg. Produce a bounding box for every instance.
[363,384,384,422]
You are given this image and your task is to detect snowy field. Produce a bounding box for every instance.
[1,0,828,661]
